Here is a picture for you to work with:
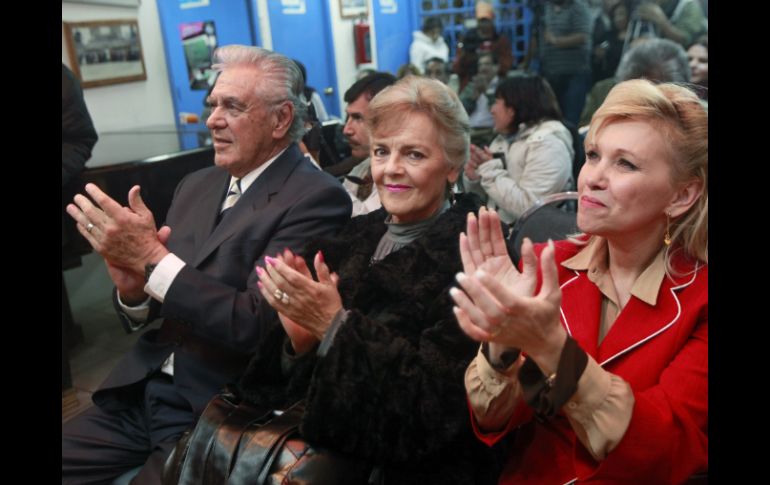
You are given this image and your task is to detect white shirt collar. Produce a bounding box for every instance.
[228,146,289,196]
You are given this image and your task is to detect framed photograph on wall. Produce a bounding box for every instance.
[62,0,141,6]
[63,19,147,88]
[339,0,368,19]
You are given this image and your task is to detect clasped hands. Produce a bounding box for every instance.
[464,144,495,180]
[66,183,170,303]
[450,207,567,373]
[256,249,343,354]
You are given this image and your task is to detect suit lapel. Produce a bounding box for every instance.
[192,144,303,267]
[192,169,229,256]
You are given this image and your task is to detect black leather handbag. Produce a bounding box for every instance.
[162,390,369,485]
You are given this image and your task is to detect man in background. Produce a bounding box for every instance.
[324,72,396,216]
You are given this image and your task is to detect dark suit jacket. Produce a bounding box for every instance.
[95,144,352,414]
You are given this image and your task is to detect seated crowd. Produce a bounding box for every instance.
[63,1,708,483]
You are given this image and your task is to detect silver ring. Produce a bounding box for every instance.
[86,222,95,233]
[273,289,283,300]
[281,292,290,305]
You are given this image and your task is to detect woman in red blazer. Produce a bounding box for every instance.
[451,79,708,484]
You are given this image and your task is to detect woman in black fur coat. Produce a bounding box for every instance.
[244,77,497,484]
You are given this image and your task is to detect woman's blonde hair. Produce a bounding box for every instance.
[366,76,470,169]
[584,79,708,272]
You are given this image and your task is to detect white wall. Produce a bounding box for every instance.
[62,1,175,132]
[62,0,377,131]
[328,0,378,114]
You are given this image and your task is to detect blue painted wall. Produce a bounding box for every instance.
[156,0,257,131]
[265,1,341,117]
[372,0,418,75]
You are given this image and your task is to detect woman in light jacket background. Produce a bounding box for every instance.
[463,75,574,225]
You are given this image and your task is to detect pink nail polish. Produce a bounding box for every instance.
[317,250,324,263]
[265,256,275,266]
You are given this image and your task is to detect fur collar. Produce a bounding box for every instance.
[315,194,480,310]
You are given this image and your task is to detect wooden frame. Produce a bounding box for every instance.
[63,19,147,89]
[63,0,141,6]
[339,0,368,19]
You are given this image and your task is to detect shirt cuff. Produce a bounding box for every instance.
[116,292,152,329]
[465,345,525,432]
[144,253,186,303]
[478,343,522,382]
[563,355,635,461]
[316,308,349,357]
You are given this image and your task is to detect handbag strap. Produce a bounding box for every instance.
[204,399,273,484]
[176,392,240,485]
[226,401,306,485]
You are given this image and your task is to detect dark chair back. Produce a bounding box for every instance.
[508,192,579,264]
[317,119,344,169]
[561,120,585,183]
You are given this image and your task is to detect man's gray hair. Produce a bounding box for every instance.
[212,45,307,142]
[616,38,691,84]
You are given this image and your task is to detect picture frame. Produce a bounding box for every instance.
[62,0,141,6]
[339,0,368,19]
[63,19,147,88]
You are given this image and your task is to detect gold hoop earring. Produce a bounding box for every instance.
[663,211,672,246]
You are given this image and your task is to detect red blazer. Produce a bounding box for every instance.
[473,240,708,484]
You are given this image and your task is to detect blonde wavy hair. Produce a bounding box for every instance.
[582,79,708,273]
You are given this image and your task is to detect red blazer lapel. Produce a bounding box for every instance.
[597,270,699,366]
[559,270,601,360]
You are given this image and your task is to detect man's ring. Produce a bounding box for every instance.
[86,222,94,233]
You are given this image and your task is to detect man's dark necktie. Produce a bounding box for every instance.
[216,178,241,224]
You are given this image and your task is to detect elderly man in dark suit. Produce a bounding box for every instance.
[62,45,351,484]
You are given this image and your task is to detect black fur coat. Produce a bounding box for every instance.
[237,194,497,484]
